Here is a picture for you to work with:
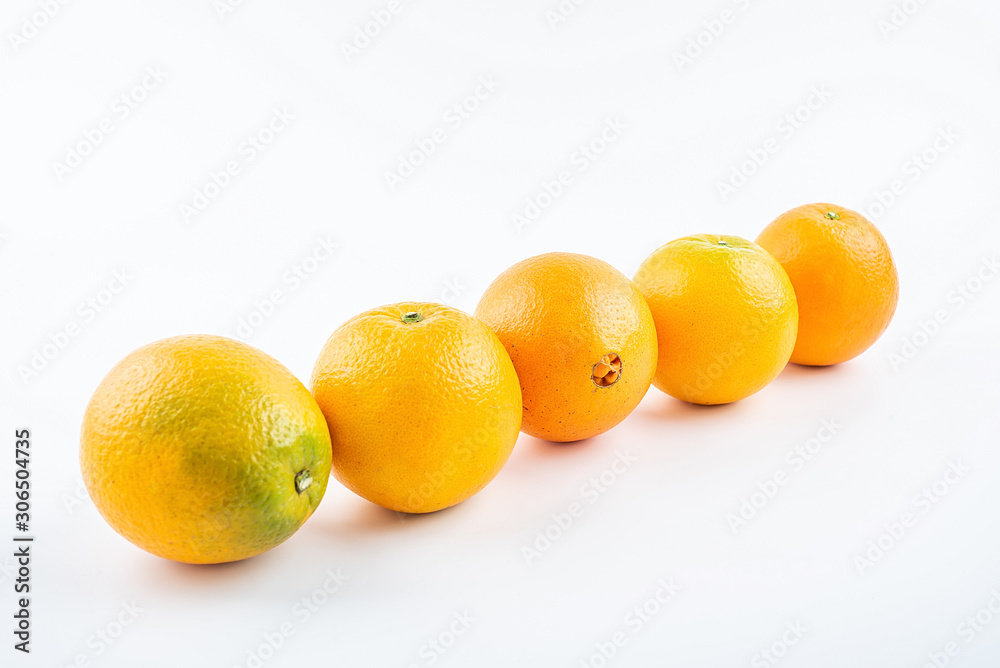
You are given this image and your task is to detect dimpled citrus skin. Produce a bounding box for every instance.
[310,302,522,514]
[474,253,657,442]
[634,235,798,405]
[756,203,899,366]
[80,335,332,564]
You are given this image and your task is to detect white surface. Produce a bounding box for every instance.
[2,0,1000,666]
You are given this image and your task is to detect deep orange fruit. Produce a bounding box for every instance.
[474,252,657,442]
[756,203,899,366]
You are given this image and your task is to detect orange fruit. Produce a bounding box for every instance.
[756,203,899,366]
[310,302,521,514]
[474,252,657,442]
[80,335,332,564]
[634,235,798,405]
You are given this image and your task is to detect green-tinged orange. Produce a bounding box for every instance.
[80,335,332,564]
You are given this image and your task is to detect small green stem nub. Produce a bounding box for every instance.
[401,312,424,324]
[718,239,728,246]
[825,211,840,220]
[295,470,312,494]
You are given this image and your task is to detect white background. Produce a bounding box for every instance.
[2,0,999,666]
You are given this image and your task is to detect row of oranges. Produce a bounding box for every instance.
[80,202,898,564]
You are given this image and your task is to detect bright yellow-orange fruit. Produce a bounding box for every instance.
[634,235,798,405]
[311,302,521,514]
[80,335,332,564]
[756,203,899,366]
[474,252,657,442]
